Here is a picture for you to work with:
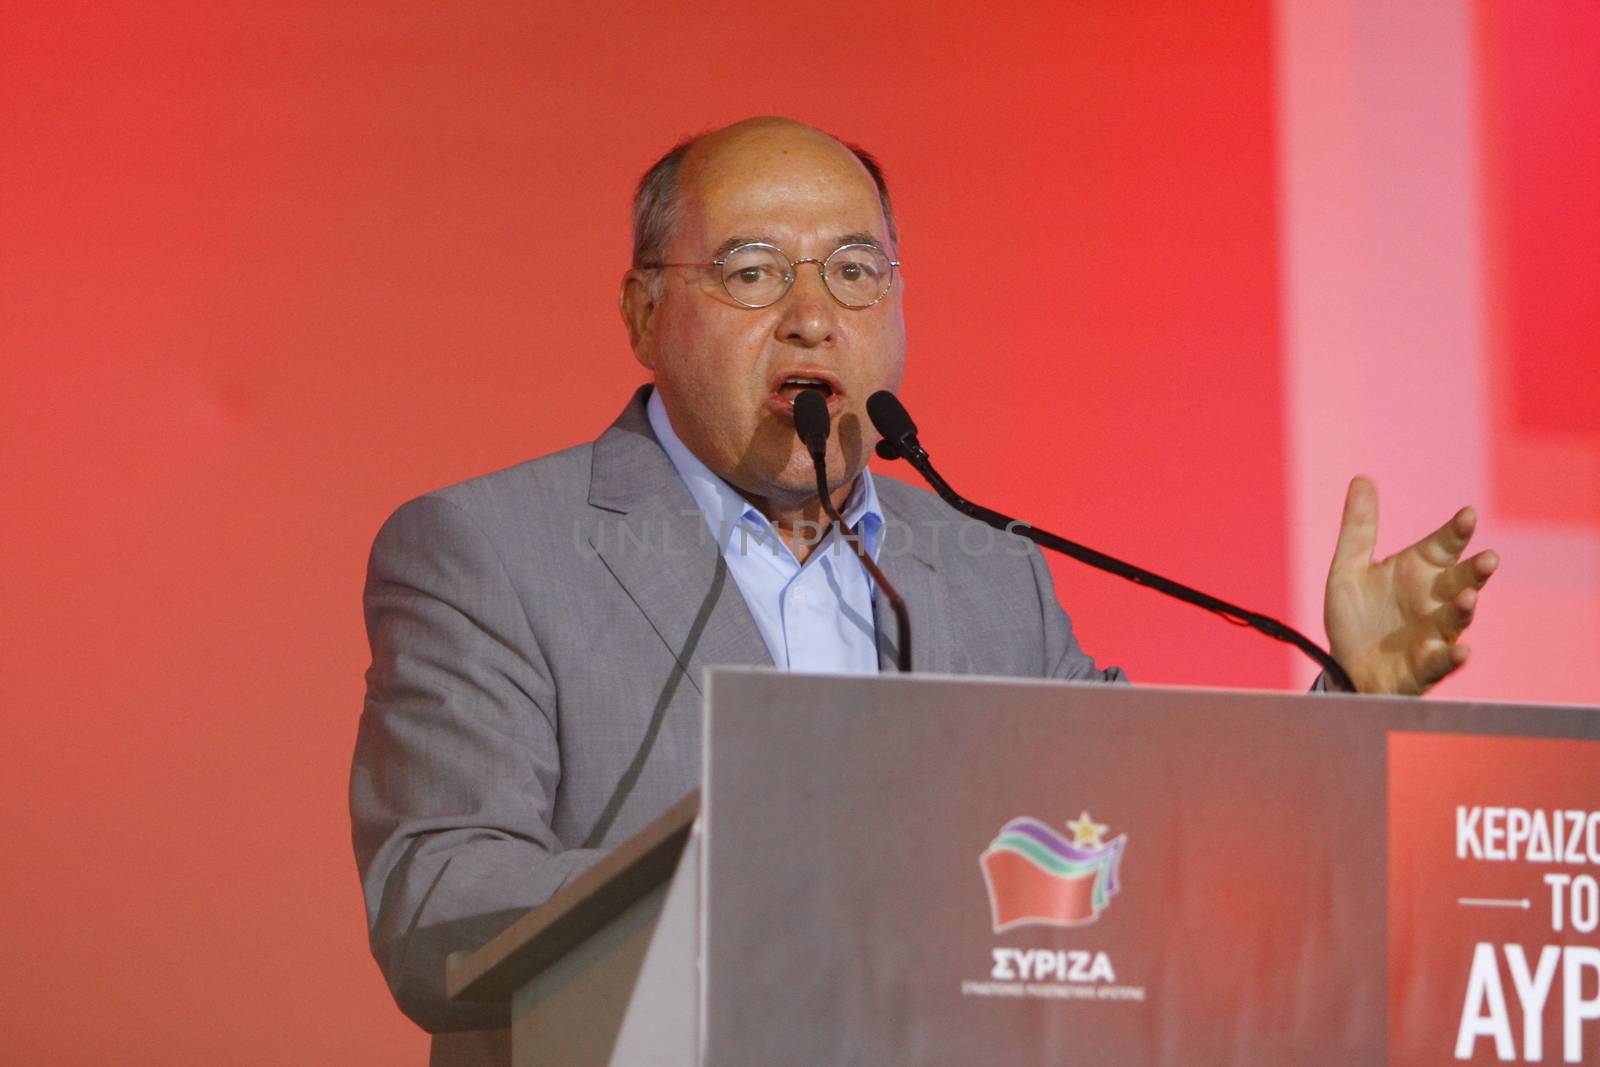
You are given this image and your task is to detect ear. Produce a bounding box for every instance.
[619,270,660,369]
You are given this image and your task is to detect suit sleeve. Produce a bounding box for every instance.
[350,494,604,1032]
[1024,543,1128,683]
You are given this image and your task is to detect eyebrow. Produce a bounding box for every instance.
[711,233,885,258]
[836,233,882,250]
[712,235,768,258]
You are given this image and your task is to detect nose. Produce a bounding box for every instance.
[774,260,838,347]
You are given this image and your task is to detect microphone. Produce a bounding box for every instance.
[867,390,925,463]
[793,385,830,463]
[792,390,912,673]
[865,390,1355,692]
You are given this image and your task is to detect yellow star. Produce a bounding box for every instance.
[1066,811,1108,849]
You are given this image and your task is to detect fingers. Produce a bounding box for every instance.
[1430,547,1501,604]
[1436,585,1477,639]
[1469,548,1500,584]
[1415,639,1472,690]
[1331,476,1379,571]
[1417,506,1477,567]
[1432,552,1500,634]
[1420,551,1492,688]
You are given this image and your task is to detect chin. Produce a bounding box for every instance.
[737,424,862,505]
[772,453,829,495]
[753,449,840,503]
[802,457,867,507]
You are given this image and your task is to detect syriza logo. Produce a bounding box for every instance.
[961,811,1146,1004]
[980,812,1127,932]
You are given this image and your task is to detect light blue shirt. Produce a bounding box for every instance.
[646,389,885,674]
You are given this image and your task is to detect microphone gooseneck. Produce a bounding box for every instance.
[866,390,1355,693]
[792,390,912,673]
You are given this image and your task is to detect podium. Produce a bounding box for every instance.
[449,669,1600,1065]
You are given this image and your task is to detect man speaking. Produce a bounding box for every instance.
[350,117,1498,1058]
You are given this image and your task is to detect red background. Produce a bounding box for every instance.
[1,2,1592,1061]
[1477,0,1600,527]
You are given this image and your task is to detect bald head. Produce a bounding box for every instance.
[631,117,898,268]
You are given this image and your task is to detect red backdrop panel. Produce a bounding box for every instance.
[1477,1,1600,524]
[0,3,1283,1061]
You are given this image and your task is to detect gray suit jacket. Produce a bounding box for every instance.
[350,386,1123,1057]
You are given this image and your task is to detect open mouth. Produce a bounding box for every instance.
[765,368,845,421]
[775,376,835,405]
[768,369,844,414]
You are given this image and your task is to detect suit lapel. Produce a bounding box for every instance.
[873,503,962,675]
[587,389,772,693]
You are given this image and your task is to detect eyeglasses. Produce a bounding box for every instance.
[640,241,900,309]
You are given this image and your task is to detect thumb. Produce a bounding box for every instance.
[1331,476,1379,572]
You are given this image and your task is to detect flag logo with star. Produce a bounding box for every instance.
[980,811,1127,932]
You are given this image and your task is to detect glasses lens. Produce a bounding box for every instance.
[822,244,894,307]
[718,244,791,307]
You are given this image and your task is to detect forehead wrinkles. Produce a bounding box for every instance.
[674,134,885,253]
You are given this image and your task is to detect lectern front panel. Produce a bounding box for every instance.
[700,671,1599,1066]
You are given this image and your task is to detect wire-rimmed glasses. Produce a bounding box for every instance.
[641,241,899,309]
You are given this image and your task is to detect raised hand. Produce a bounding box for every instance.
[1323,476,1499,695]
